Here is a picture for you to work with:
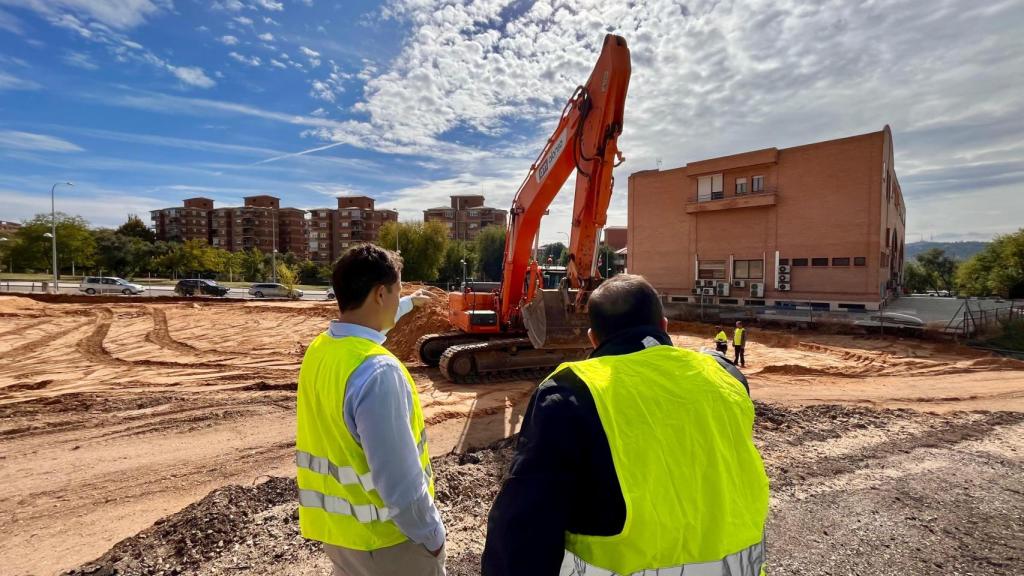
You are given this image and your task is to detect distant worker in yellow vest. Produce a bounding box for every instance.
[296,244,446,576]
[482,274,768,575]
[714,324,729,354]
[733,320,747,367]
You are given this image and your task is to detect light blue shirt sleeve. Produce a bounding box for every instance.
[335,296,445,550]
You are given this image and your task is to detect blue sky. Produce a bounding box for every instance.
[1,0,1022,244]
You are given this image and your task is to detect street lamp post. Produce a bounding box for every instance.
[460,259,467,290]
[50,181,73,293]
[271,207,278,283]
[0,237,8,274]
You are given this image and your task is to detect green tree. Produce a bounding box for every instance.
[915,248,958,294]
[92,229,152,278]
[379,221,449,281]
[475,225,506,281]
[298,259,328,284]
[438,241,477,284]
[540,242,566,264]
[10,213,95,275]
[240,249,266,282]
[219,250,245,282]
[956,229,1024,298]
[902,260,931,294]
[277,262,299,297]
[116,214,156,243]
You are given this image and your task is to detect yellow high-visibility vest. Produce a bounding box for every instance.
[551,345,769,575]
[734,327,746,346]
[715,330,728,343]
[295,334,433,550]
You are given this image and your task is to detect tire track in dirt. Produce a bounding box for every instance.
[766,411,1024,493]
[0,318,94,365]
[145,306,206,355]
[75,308,126,366]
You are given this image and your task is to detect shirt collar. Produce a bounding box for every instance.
[590,325,673,359]
[327,320,387,345]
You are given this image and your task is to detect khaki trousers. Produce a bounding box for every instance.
[324,540,446,576]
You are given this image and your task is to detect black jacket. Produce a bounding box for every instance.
[481,327,748,575]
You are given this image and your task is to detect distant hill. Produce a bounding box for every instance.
[905,241,989,261]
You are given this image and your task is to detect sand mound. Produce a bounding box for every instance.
[384,294,453,362]
[758,364,842,377]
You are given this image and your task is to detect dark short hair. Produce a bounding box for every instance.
[587,274,664,342]
[331,243,402,312]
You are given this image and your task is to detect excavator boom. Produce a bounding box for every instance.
[418,35,631,382]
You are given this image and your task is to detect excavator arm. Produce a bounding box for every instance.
[500,34,631,340]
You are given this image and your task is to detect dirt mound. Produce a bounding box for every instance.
[384,295,453,362]
[758,364,845,377]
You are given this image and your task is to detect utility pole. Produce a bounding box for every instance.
[271,207,278,283]
[49,181,73,293]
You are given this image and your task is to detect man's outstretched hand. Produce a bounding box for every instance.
[410,289,435,308]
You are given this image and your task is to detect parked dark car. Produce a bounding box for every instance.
[174,279,230,297]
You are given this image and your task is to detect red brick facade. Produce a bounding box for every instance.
[628,126,905,310]
[423,195,507,241]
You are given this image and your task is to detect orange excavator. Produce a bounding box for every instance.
[417,34,631,383]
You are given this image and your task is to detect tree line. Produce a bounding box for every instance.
[0,213,602,285]
[902,228,1023,299]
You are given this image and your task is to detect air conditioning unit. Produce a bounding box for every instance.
[779,265,791,273]
[694,280,703,289]
[732,280,746,288]
[779,273,791,282]
[778,283,791,291]
[716,283,730,296]
[701,287,715,296]
[691,288,700,295]
[750,282,765,298]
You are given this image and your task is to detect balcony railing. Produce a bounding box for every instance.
[692,186,777,203]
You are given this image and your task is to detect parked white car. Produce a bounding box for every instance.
[248,283,303,299]
[79,276,146,295]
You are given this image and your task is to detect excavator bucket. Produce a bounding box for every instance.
[521,289,592,349]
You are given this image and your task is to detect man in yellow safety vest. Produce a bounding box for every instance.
[734,320,747,367]
[714,324,729,354]
[482,274,768,575]
[296,244,446,576]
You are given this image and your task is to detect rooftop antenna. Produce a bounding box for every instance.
[656,157,663,170]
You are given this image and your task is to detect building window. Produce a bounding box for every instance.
[792,258,809,267]
[735,178,748,195]
[697,174,724,201]
[811,258,829,267]
[468,210,480,217]
[752,176,764,192]
[854,257,866,266]
[342,242,350,248]
[733,259,764,279]
[469,223,478,229]
[444,210,454,218]
[832,257,851,266]
[341,222,349,228]
[779,258,789,265]
[698,260,727,279]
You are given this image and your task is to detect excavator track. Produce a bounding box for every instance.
[439,337,590,384]
[416,332,490,367]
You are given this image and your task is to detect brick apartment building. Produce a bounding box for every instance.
[308,208,335,263]
[627,126,906,311]
[423,195,508,241]
[0,220,22,237]
[603,226,627,274]
[304,196,398,264]
[152,195,308,259]
[151,197,212,243]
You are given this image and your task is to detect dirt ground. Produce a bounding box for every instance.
[1,294,1022,575]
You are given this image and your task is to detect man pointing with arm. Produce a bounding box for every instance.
[296,244,446,576]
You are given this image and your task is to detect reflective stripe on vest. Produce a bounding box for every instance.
[559,539,765,576]
[295,432,429,493]
[299,488,395,523]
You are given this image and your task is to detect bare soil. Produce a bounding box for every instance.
[1,295,1022,575]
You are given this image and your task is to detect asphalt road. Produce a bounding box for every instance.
[0,280,332,301]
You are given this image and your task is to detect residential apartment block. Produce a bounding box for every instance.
[0,220,22,237]
[423,195,508,241]
[152,195,308,259]
[304,196,398,264]
[627,126,905,310]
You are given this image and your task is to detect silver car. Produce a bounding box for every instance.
[79,276,147,295]
[248,283,303,299]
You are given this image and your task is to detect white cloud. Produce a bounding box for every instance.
[229,51,262,67]
[233,16,254,26]
[298,0,313,6]
[62,50,98,70]
[0,131,83,152]
[308,61,349,103]
[13,0,170,30]
[0,71,40,90]
[218,35,239,45]
[299,45,320,67]
[171,66,216,88]
[257,32,274,41]
[263,16,280,26]
[0,7,24,35]
[253,0,284,11]
[309,79,334,102]
[270,59,287,69]
[212,0,245,11]
[310,107,327,117]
